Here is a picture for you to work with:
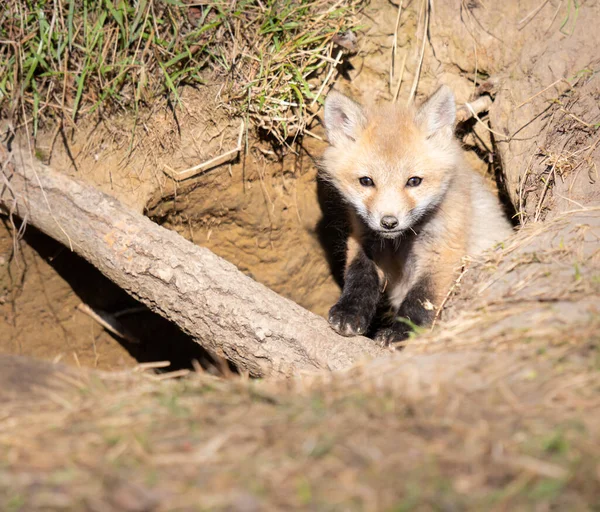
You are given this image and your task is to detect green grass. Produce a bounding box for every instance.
[560,0,580,36]
[0,0,365,143]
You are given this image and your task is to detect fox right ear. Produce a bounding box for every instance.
[415,85,456,139]
[324,91,366,146]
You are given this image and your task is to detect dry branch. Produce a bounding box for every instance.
[0,144,388,377]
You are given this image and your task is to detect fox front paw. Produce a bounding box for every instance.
[328,301,371,337]
[374,325,410,346]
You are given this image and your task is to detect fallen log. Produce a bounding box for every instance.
[0,144,388,377]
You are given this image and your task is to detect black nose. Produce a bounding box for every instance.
[380,216,399,230]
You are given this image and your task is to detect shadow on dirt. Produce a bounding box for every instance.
[16,224,218,372]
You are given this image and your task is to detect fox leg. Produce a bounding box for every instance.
[328,241,382,337]
[374,276,436,345]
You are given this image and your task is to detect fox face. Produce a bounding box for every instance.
[321,86,461,238]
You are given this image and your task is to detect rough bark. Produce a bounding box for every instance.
[0,145,387,377]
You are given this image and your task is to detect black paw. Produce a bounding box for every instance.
[328,300,371,337]
[374,325,411,346]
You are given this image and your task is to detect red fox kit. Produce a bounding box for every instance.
[321,85,513,344]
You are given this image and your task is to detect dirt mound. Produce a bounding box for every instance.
[489,0,600,222]
[1,331,599,510]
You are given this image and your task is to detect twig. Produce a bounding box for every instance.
[518,151,537,226]
[518,0,550,29]
[515,78,566,109]
[163,120,245,182]
[134,361,171,372]
[77,303,139,344]
[113,306,147,318]
[545,0,563,32]
[407,0,430,105]
[456,96,493,123]
[431,263,469,329]
[499,455,568,479]
[560,108,596,128]
[304,129,324,141]
[311,49,343,108]
[393,52,408,103]
[554,192,585,209]
[585,135,600,161]
[534,160,557,222]
[390,0,404,93]
[464,102,509,138]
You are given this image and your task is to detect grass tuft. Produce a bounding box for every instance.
[0,0,365,143]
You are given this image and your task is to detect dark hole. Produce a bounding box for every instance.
[489,132,520,227]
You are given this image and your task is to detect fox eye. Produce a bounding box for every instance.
[359,176,375,187]
[406,177,422,187]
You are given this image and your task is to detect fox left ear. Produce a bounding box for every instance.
[416,85,456,139]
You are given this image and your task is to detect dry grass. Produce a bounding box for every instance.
[0,0,365,144]
[1,318,599,511]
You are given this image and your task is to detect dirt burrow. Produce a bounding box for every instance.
[0,220,220,371]
[144,0,570,318]
[1,0,591,370]
[145,137,343,318]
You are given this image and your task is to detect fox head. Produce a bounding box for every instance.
[321,86,461,238]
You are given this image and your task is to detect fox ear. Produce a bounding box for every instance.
[324,90,366,146]
[416,85,456,139]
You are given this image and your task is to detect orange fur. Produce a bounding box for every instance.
[322,87,513,313]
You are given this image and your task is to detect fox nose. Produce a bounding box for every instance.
[380,215,399,230]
